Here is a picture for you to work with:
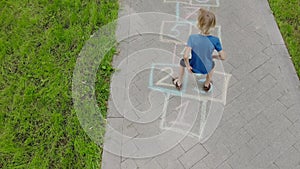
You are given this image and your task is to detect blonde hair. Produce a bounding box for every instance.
[197,9,216,34]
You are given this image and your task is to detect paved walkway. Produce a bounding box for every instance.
[101,0,300,168]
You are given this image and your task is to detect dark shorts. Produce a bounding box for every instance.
[180,59,215,74]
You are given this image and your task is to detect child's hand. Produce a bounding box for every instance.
[213,51,226,60]
[219,51,226,60]
[213,54,225,60]
[187,66,193,73]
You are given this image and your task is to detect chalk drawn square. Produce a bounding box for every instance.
[177,4,210,22]
[190,0,219,7]
[149,63,188,95]
[149,63,231,104]
[160,21,192,44]
[183,69,231,104]
[160,96,208,139]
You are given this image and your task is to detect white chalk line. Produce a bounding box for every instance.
[163,0,220,7]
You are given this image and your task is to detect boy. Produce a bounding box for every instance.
[173,8,226,92]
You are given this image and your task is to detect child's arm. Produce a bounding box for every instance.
[184,47,193,73]
[213,50,226,60]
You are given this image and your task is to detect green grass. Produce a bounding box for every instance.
[0,0,118,168]
[268,0,300,78]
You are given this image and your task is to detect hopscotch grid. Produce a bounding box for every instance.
[149,63,189,92]
[160,100,208,140]
[169,100,191,127]
[149,63,230,104]
[156,0,226,142]
[158,95,198,138]
[160,1,222,44]
[149,81,229,103]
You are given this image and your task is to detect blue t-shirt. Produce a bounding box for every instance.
[187,34,222,74]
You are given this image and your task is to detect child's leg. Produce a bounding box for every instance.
[176,59,186,85]
[178,65,185,84]
[173,65,185,90]
[204,61,216,87]
[204,67,215,87]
